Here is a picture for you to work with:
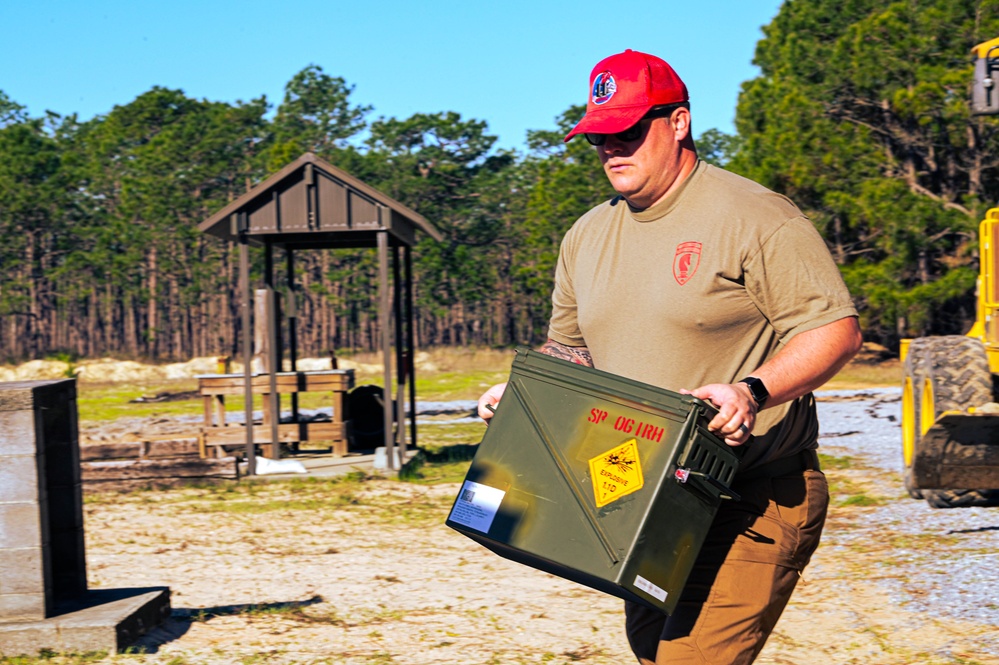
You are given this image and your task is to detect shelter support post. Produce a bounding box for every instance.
[239,215,256,476]
[393,245,405,452]
[265,241,280,460]
[378,229,396,469]
[405,245,417,448]
[287,248,299,422]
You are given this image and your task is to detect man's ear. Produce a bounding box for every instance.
[672,107,692,141]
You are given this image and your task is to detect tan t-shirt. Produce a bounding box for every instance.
[547,161,858,469]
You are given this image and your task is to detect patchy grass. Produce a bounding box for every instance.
[822,358,900,390]
[818,452,856,470]
[195,491,364,514]
[73,347,515,425]
[838,493,888,507]
[0,652,108,664]
[414,369,511,402]
[417,420,487,447]
[70,347,895,426]
[75,380,201,422]
[83,473,373,509]
[76,382,340,423]
[400,458,473,485]
[885,532,961,550]
[400,442,478,485]
[99,472,458,527]
[827,474,890,507]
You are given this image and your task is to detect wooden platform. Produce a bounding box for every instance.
[197,370,355,458]
[79,435,238,491]
[81,457,239,489]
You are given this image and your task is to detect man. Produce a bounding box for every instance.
[477,49,862,665]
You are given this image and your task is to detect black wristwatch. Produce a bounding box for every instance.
[738,376,769,410]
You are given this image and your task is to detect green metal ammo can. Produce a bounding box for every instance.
[446,349,742,615]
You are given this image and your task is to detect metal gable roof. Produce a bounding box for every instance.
[198,152,443,247]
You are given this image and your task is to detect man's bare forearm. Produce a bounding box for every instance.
[476,340,592,420]
[539,339,594,367]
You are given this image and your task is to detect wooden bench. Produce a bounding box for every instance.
[197,370,355,458]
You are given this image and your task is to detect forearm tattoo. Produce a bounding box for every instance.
[539,339,594,367]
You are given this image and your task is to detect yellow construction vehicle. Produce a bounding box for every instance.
[901,209,999,507]
[899,38,999,508]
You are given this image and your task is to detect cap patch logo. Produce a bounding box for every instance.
[673,241,702,286]
[592,71,617,105]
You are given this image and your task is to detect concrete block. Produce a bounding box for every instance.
[57,587,170,651]
[0,378,91,627]
[0,504,42,549]
[34,450,48,505]
[0,379,74,410]
[0,411,37,454]
[38,494,51,547]
[41,407,77,451]
[0,455,41,503]
[0,622,58,655]
[0,548,44,595]
[49,530,86,599]
[0,381,43,412]
[34,380,76,409]
[46,484,83,532]
[0,587,170,656]
[44,441,80,488]
[0,593,46,623]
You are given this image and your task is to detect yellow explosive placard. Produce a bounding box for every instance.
[588,439,644,508]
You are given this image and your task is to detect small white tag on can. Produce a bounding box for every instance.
[634,574,668,603]
[448,480,506,533]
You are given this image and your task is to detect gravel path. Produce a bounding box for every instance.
[814,388,999,657]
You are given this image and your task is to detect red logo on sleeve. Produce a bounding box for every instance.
[673,242,702,285]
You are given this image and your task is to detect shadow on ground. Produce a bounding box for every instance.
[129,596,325,653]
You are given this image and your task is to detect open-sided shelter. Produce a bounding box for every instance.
[199,152,443,474]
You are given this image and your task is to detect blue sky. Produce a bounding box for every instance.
[1,1,784,152]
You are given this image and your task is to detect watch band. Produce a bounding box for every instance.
[738,376,769,410]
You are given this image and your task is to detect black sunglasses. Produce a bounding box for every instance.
[584,103,689,146]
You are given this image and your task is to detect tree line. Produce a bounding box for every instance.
[2,0,999,363]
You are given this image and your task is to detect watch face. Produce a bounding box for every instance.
[741,377,768,405]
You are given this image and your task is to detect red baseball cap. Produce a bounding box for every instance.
[564,49,689,142]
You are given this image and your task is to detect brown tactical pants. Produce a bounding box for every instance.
[624,461,829,665]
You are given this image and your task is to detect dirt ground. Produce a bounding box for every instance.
[75,424,998,665]
[7,351,995,664]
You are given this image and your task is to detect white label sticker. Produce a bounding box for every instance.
[634,574,668,603]
[448,480,506,533]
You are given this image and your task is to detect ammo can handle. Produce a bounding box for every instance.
[674,469,742,502]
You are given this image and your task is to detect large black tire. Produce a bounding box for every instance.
[924,488,999,508]
[917,336,999,509]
